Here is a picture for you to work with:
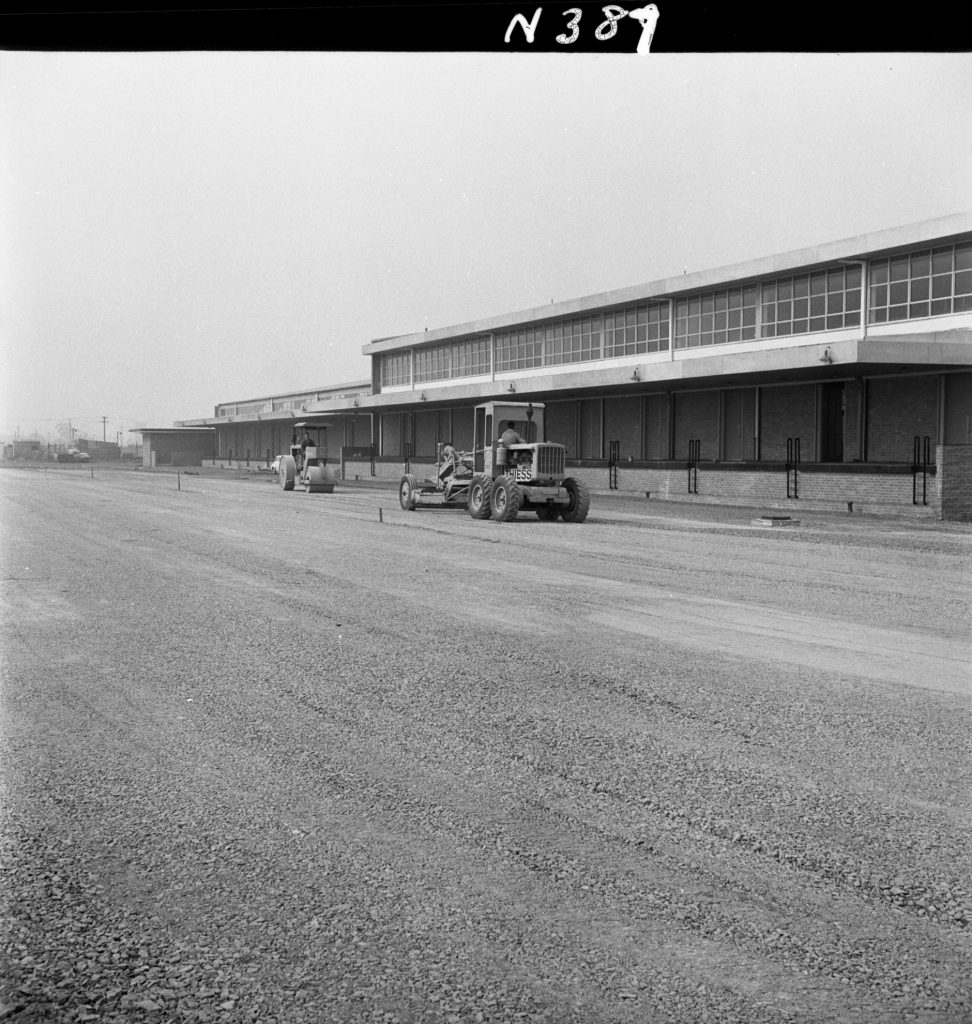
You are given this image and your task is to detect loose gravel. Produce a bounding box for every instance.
[1,467,970,1024]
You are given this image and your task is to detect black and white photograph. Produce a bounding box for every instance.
[2,6,971,1023]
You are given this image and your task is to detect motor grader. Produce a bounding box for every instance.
[398,401,590,523]
[277,422,337,494]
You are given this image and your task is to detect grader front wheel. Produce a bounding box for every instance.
[560,477,590,523]
[399,473,419,511]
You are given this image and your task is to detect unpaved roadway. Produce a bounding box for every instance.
[2,466,971,1024]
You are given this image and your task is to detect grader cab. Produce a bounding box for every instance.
[398,401,590,523]
[277,422,337,494]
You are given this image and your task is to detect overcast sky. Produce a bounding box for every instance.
[1,51,970,443]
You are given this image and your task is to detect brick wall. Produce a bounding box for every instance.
[867,376,938,462]
[546,400,578,454]
[564,464,944,518]
[604,397,642,460]
[760,384,815,461]
[673,391,719,461]
[938,444,972,522]
[645,393,671,460]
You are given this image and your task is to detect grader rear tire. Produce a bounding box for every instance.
[467,475,493,519]
[491,477,521,522]
[279,455,297,491]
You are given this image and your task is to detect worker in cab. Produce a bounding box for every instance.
[499,421,524,446]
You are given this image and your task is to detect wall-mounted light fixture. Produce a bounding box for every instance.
[630,369,641,382]
[819,347,833,365]
[420,391,427,401]
[506,382,516,393]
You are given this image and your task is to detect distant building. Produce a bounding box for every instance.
[176,214,972,518]
[132,427,215,468]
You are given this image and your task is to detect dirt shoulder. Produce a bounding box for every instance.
[2,470,970,1023]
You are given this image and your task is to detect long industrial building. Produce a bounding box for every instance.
[161,213,972,519]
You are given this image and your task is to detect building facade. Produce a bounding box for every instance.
[180,214,972,519]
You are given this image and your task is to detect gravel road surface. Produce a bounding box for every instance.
[2,467,970,1024]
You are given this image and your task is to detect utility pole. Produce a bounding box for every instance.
[102,416,108,444]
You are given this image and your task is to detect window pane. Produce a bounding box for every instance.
[955,244,972,271]
[932,248,953,274]
[909,302,929,318]
[792,319,809,333]
[955,269,972,295]
[889,256,909,281]
[911,277,929,301]
[911,252,930,277]
[932,275,952,299]
[889,281,909,305]
[869,261,888,284]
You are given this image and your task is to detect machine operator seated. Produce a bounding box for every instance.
[496,421,527,468]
